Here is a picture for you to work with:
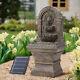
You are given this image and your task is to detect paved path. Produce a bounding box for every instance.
[0,53,72,80]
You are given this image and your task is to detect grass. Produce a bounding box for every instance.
[18,11,35,19]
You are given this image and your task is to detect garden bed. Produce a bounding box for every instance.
[0,53,73,80]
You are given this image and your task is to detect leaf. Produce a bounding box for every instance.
[64,32,77,53]
[0,44,2,60]
[5,34,13,44]
[0,50,11,64]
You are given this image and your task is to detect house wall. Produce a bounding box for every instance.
[36,0,80,19]
[36,0,48,17]
[61,0,80,19]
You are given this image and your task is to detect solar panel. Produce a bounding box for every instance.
[10,57,30,74]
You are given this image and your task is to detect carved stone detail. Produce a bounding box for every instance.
[28,6,64,77]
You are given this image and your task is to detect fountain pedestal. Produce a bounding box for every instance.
[28,6,64,77]
[28,42,64,77]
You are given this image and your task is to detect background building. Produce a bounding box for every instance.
[36,0,80,19]
[20,0,35,11]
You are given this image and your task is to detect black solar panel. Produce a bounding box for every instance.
[10,57,30,74]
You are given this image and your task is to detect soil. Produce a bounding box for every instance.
[0,53,73,80]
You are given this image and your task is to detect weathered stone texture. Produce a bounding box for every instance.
[28,6,64,77]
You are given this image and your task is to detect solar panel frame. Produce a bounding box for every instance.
[10,56,30,74]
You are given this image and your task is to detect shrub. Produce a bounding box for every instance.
[64,17,74,32]
[64,16,80,32]
[71,17,80,28]
[23,20,37,30]
[0,19,37,31]
[0,19,22,31]
[0,0,20,23]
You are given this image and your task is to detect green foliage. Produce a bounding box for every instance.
[0,19,37,31]
[64,17,74,32]
[0,34,14,64]
[64,16,80,32]
[64,32,78,53]
[65,27,80,80]
[0,19,22,31]
[71,17,80,28]
[23,20,37,30]
[74,69,80,80]
[0,30,37,64]
[18,11,35,19]
[0,0,21,23]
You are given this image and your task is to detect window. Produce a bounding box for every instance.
[60,0,65,7]
[49,0,68,11]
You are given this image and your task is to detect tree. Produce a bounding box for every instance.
[0,0,21,23]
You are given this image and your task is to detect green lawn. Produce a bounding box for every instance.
[18,11,35,19]
[0,30,20,35]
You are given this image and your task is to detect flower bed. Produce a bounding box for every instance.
[0,30,37,64]
[64,26,80,80]
[64,27,79,53]
[0,19,37,31]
